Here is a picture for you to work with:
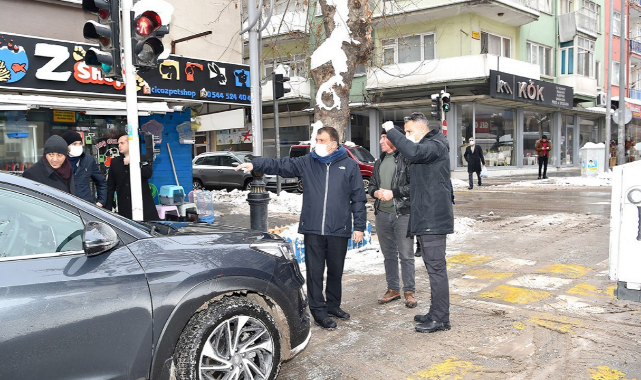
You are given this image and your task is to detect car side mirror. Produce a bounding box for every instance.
[83,221,119,256]
[232,162,240,167]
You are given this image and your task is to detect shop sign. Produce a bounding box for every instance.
[627,103,641,119]
[0,32,250,106]
[53,110,75,122]
[489,70,573,109]
[217,129,252,144]
[471,31,480,40]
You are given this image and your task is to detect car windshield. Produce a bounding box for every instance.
[232,152,253,163]
[349,147,375,164]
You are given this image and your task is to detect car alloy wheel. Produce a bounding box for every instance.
[175,297,281,380]
[193,179,204,190]
[362,177,370,190]
[297,179,303,193]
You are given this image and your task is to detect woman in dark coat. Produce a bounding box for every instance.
[23,135,77,195]
[104,135,159,221]
[463,136,485,190]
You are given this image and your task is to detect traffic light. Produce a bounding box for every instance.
[441,91,451,113]
[131,2,172,69]
[430,93,442,120]
[274,73,291,99]
[82,0,122,80]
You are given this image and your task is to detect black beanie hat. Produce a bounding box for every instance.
[381,124,405,136]
[542,135,548,140]
[44,135,69,155]
[62,130,83,146]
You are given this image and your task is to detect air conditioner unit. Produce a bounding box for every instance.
[596,92,607,107]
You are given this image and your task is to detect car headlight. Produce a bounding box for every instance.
[250,241,296,261]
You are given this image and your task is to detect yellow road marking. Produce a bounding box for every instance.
[408,358,483,380]
[538,263,591,278]
[448,253,491,265]
[567,283,616,298]
[513,322,526,330]
[478,285,552,304]
[587,365,639,380]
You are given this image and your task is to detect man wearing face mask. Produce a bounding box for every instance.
[382,112,454,334]
[236,126,367,330]
[463,137,485,190]
[61,130,107,206]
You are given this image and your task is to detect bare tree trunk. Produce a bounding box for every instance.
[310,0,372,142]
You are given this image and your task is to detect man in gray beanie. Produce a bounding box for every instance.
[62,130,107,205]
[23,135,76,194]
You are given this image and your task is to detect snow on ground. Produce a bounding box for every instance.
[210,189,303,215]
[496,172,611,188]
[451,178,469,189]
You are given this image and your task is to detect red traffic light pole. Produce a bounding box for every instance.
[120,0,144,221]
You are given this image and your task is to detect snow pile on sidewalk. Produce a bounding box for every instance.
[497,172,612,188]
[451,178,470,189]
[211,189,303,215]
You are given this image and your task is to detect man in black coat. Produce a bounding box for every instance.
[463,136,485,190]
[105,135,159,221]
[23,135,76,195]
[236,126,367,330]
[62,131,107,206]
[383,112,454,334]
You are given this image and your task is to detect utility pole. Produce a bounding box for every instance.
[618,0,626,165]
[605,0,614,171]
[121,0,144,221]
[240,0,274,232]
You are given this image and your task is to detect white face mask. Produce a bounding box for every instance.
[469,140,475,145]
[406,132,419,143]
[69,145,84,157]
[314,143,331,157]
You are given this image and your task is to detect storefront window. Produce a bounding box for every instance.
[561,115,575,165]
[262,125,309,158]
[580,117,599,145]
[456,103,474,167]
[523,111,552,166]
[474,104,516,166]
[0,109,126,174]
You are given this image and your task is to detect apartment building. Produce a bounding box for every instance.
[253,0,610,171]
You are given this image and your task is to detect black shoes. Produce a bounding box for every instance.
[414,313,432,323]
[542,176,548,179]
[328,308,350,320]
[314,317,337,330]
[415,320,451,333]
[468,186,473,190]
[538,176,541,179]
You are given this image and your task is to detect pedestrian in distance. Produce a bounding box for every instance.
[368,124,417,308]
[61,130,107,206]
[23,135,76,195]
[535,135,551,179]
[382,112,454,334]
[104,135,159,221]
[463,137,485,190]
[236,126,367,330]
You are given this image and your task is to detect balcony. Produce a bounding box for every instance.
[631,40,641,56]
[261,76,311,102]
[371,0,539,27]
[557,75,597,98]
[366,54,540,91]
[575,9,600,37]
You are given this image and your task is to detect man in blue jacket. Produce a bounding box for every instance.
[62,130,107,206]
[383,112,454,334]
[237,126,367,330]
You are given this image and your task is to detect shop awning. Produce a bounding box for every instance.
[0,94,174,115]
[611,96,641,107]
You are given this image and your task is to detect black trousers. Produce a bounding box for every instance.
[468,171,481,188]
[304,234,349,320]
[418,234,449,323]
[538,155,549,177]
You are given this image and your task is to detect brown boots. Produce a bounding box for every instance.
[378,289,417,308]
[378,289,401,304]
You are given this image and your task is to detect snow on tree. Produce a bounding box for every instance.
[310,0,372,142]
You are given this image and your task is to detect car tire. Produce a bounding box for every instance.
[193,179,204,190]
[297,179,303,193]
[243,178,252,191]
[174,297,282,380]
[362,177,370,190]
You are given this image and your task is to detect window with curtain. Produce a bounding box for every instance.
[561,41,574,75]
[481,32,510,58]
[380,33,436,65]
[527,41,552,76]
[612,61,620,85]
[577,37,595,77]
[613,11,621,36]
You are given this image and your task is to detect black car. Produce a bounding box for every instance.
[0,172,310,380]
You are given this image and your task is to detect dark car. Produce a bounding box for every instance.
[0,172,310,380]
[192,151,299,192]
[289,141,375,191]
